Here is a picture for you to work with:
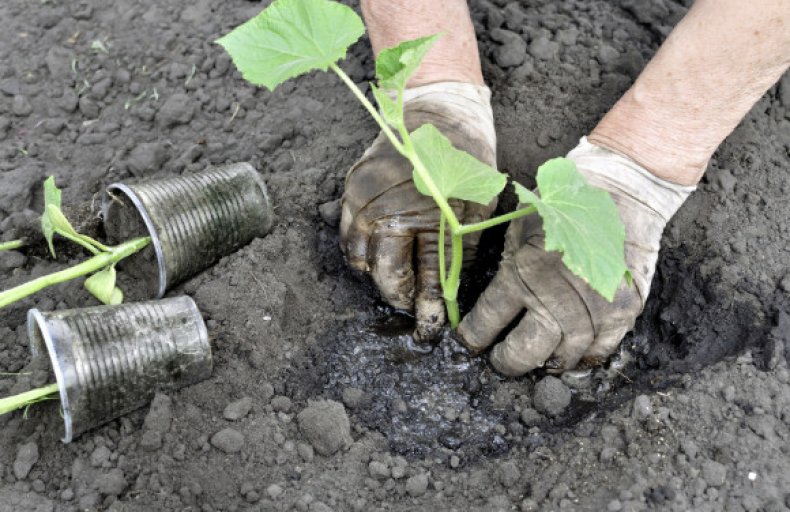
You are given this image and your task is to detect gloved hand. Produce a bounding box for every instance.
[458,138,695,376]
[340,82,497,341]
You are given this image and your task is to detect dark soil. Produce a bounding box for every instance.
[1,0,789,511]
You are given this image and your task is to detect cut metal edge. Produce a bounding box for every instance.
[103,183,168,298]
[27,309,74,443]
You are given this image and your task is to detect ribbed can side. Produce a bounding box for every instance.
[108,163,273,295]
[28,297,211,442]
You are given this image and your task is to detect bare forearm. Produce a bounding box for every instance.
[590,0,790,185]
[360,0,484,87]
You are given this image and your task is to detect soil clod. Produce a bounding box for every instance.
[223,396,253,421]
[211,428,245,454]
[532,376,571,417]
[405,473,429,497]
[297,399,353,457]
[13,442,39,480]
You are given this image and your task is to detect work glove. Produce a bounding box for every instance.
[340,82,497,341]
[458,138,695,376]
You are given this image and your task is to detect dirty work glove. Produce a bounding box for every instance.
[340,82,497,341]
[458,138,696,376]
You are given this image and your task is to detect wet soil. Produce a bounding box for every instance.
[1,0,789,511]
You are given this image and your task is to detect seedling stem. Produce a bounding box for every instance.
[329,63,536,325]
[0,383,59,416]
[0,236,150,309]
[0,176,153,308]
[330,63,462,232]
[0,239,25,251]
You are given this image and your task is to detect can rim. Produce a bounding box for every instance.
[236,162,274,234]
[182,295,212,373]
[27,309,75,443]
[103,183,168,298]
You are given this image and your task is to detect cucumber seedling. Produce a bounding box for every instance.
[217,0,630,327]
[0,177,151,308]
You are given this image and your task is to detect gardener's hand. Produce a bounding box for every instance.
[458,138,695,375]
[340,82,497,341]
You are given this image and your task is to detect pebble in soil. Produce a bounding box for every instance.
[288,313,513,460]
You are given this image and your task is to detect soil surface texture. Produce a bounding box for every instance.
[1,0,790,511]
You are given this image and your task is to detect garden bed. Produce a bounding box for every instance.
[1,0,788,510]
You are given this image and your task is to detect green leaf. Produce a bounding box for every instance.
[41,177,62,257]
[513,158,628,301]
[109,287,124,305]
[215,0,365,91]
[410,124,506,205]
[84,267,123,305]
[370,83,401,127]
[376,34,441,91]
[45,204,79,237]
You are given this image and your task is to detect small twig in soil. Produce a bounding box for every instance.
[614,369,633,383]
[229,102,241,122]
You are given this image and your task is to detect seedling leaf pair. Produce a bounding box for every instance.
[513,159,629,301]
[42,178,87,257]
[215,0,365,91]
[37,178,125,306]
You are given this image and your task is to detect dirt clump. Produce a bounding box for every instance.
[532,376,571,417]
[297,399,353,456]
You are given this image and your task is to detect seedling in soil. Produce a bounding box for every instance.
[217,0,630,327]
[0,177,151,308]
